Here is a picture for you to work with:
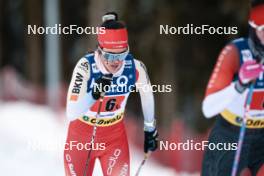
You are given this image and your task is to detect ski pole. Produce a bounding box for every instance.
[231,84,254,176]
[83,93,105,176]
[135,152,151,176]
[83,74,113,176]
[231,58,264,176]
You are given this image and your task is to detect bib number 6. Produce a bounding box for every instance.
[106,98,117,111]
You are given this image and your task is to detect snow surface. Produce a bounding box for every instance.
[0,102,198,176]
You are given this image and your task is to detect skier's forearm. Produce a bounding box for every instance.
[66,92,95,121]
[139,86,155,131]
[202,82,240,118]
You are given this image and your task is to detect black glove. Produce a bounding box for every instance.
[144,129,158,153]
[92,74,113,100]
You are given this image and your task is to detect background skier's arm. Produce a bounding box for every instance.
[66,58,95,121]
[135,59,156,131]
[202,44,240,118]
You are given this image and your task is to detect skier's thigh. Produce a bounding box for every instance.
[64,129,96,176]
[201,148,218,176]
[250,136,264,176]
[64,147,96,176]
[100,141,130,176]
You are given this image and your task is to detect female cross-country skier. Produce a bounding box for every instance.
[202,0,264,175]
[64,12,158,176]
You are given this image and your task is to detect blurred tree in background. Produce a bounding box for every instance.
[0,0,249,132]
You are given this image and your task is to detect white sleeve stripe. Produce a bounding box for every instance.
[202,83,240,118]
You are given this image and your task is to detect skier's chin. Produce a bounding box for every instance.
[107,66,121,74]
[104,62,123,74]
